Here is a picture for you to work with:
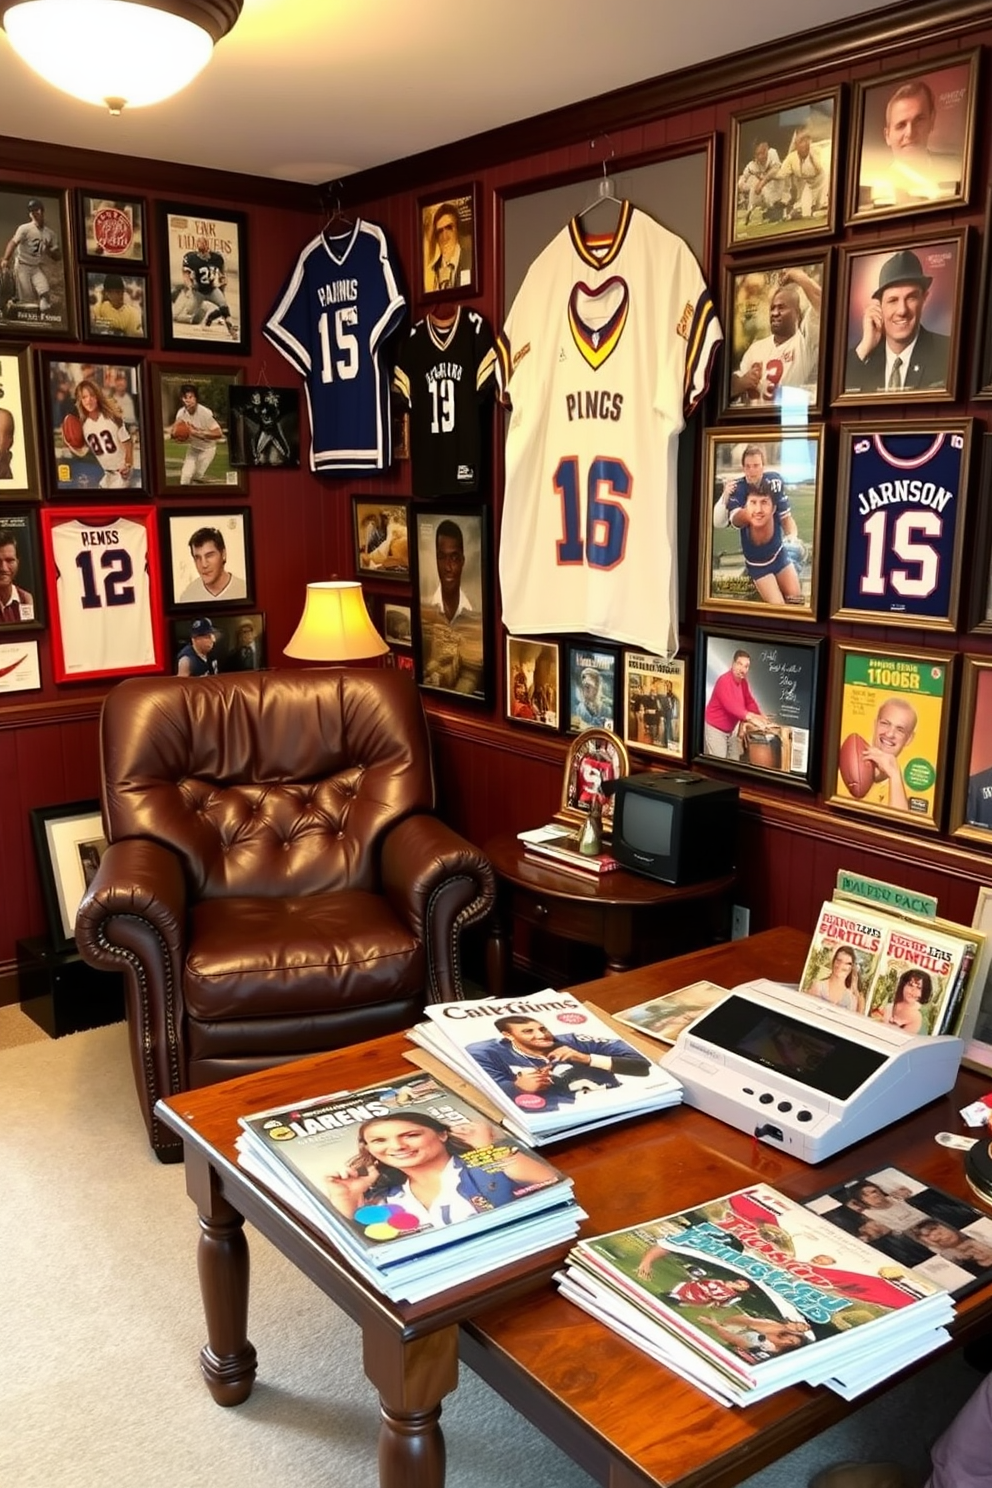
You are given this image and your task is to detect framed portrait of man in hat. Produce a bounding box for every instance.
[834,230,966,405]
[81,267,149,344]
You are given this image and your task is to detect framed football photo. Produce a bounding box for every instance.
[721,254,829,417]
[228,386,300,468]
[40,355,148,498]
[558,728,630,835]
[151,365,245,491]
[831,420,972,630]
[157,202,249,353]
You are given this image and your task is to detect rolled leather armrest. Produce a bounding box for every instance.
[380,816,496,1002]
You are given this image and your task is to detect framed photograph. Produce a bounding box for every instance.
[721,254,829,416]
[558,728,630,835]
[0,638,40,694]
[727,89,839,249]
[0,509,44,630]
[40,355,147,497]
[700,428,822,620]
[228,386,300,468]
[623,652,686,762]
[958,885,992,1075]
[418,185,478,299]
[831,420,972,630]
[169,610,266,676]
[973,187,992,399]
[76,191,146,263]
[80,267,149,344]
[0,185,75,338]
[565,643,618,733]
[949,658,992,846]
[694,627,823,789]
[411,503,490,702]
[39,504,166,683]
[967,433,992,631]
[157,201,249,352]
[847,51,979,226]
[382,602,412,648]
[824,640,954,830]
[151,365,245,491]
[505,635,560,729]
[29,800,107,953]
[833,231,966,405]
[160,507,253,610]
[0,343,40,499]
[353,496,410,582]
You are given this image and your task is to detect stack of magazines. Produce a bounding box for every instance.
[235,1069,585,1303]
[557,1183,956,1406]
[406,989,683,1145]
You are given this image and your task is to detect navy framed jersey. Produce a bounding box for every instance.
[831,420,972,629]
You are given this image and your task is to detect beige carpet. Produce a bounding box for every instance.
[0,1021,981,1488]
[0,1001,50,1048]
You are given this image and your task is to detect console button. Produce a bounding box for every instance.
[759,1092,774,1104]
[797,1110,813,1123]
[777,1101,792,1113]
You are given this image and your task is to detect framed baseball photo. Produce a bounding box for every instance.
[847,51,978,227]
[564,642,618,734]
[623,651,686,762]
[949,658,992,847]
[382,602,412,649]
[160,507,253,610]
[824,640,955,831]
[39,504,166,683]
[39,355,148,498]
[0,637,40,695]
[168,610,266,676]
[721,254,829,417]
[0,185,75,338]
[0,509,45,631]
[29,800,106,953]
[352,496,411,583]
[558,727,630,835]
[157,201,249,353]
[411,502,490,702]
[0,343,40,500]
[694,626,823,790]
[700,427,822,621]
[831,420,972,630]
[418,185,478,300]
[505,635,560,730]
[833,230,966,405]
[76,191,146,264]
[726,89,839,250]
[80,267,150,344]
[228,386,300,468]
[151,365,245,491]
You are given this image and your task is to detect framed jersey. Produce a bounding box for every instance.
[721,252,829,418]
[157,202,249,354]
[40,505,166,683]
[831,420,972,629]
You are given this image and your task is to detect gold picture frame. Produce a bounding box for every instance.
[557,727,630,836]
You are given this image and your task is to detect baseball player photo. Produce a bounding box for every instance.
[160,205,248,352]
[0,187,73,337]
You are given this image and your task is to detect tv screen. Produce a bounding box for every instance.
[622,790,673,857]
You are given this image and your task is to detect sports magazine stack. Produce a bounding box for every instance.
[235,1069,585,1303]
[557,1183,956,1407]
[406,989,682,1145]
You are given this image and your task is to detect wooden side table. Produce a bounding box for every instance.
[483,831,735,995]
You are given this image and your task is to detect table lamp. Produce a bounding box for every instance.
[283,580,389,664]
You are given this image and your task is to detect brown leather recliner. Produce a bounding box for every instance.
[75,668,496,1161]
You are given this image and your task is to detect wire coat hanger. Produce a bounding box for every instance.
[578,135,620,219]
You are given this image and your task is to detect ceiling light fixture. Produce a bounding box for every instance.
[0,0,243,114]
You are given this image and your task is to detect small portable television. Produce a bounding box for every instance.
[603,771,738,885]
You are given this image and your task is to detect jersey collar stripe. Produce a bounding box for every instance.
[567,199,632,268]
[871,433,946,469]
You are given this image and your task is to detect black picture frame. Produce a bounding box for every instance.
[833,230,967,405]
[76,190,147,264]
[505,634,560,730]
[720,253,830,418]
[39,354,149,498]
[352,495,411,582]
[169,610,266,676]
[0,343,40,500]
[157,201,250,354]
[0,508,44,631]
[227,386,300,468]
[382,602,412,648]
[694,625,823,790]
[150,364,246,492]
[411,502,490,702]
[830,419,972,631]
[726,88,840,250]
[418,184,479,300]
[949,656,992,846]
[846,51,979,227]
[160,506,254,611]
[29,799,106,953]
[564,641,619,734]
[80,266,150,345]
[0,185,76,338]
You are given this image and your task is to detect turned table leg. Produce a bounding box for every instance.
[364,1317,459,1488]
[184,1149,258,1406]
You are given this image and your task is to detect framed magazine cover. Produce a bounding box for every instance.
[39,355,147,497]
[157,201,249,353]
[151,364,245,492]
[623,651,686,762]
[0,343,40,500]
[353,496,410,582]
[29,800,106,953]
[830,420,972,630]
[565,642,618,733]
[76,191,146,263]
[558,727,630,835]
[726,89,839,250]
[411,502,490,703]
[160,507,253,611]
[720,254,829,418]
[846,52,979,227]
[0,185,75,338]
[949,658,992,846]
[39,505,166,683]
[418,185,478,300]
[0,508,44,630]
[505,634,560,730]
[700,428,822,621]
[694,626,822,789]
[824,640,954,830]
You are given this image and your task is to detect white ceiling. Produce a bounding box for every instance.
[0,0,896,186]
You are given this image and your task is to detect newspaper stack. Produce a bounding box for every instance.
[557,1182,955,1407]
[236,1069,585,1304]
[406,988,683,1145]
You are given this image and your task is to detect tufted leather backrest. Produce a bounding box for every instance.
[99,668,436,899]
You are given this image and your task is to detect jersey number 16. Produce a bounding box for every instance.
[555,455,631,570]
